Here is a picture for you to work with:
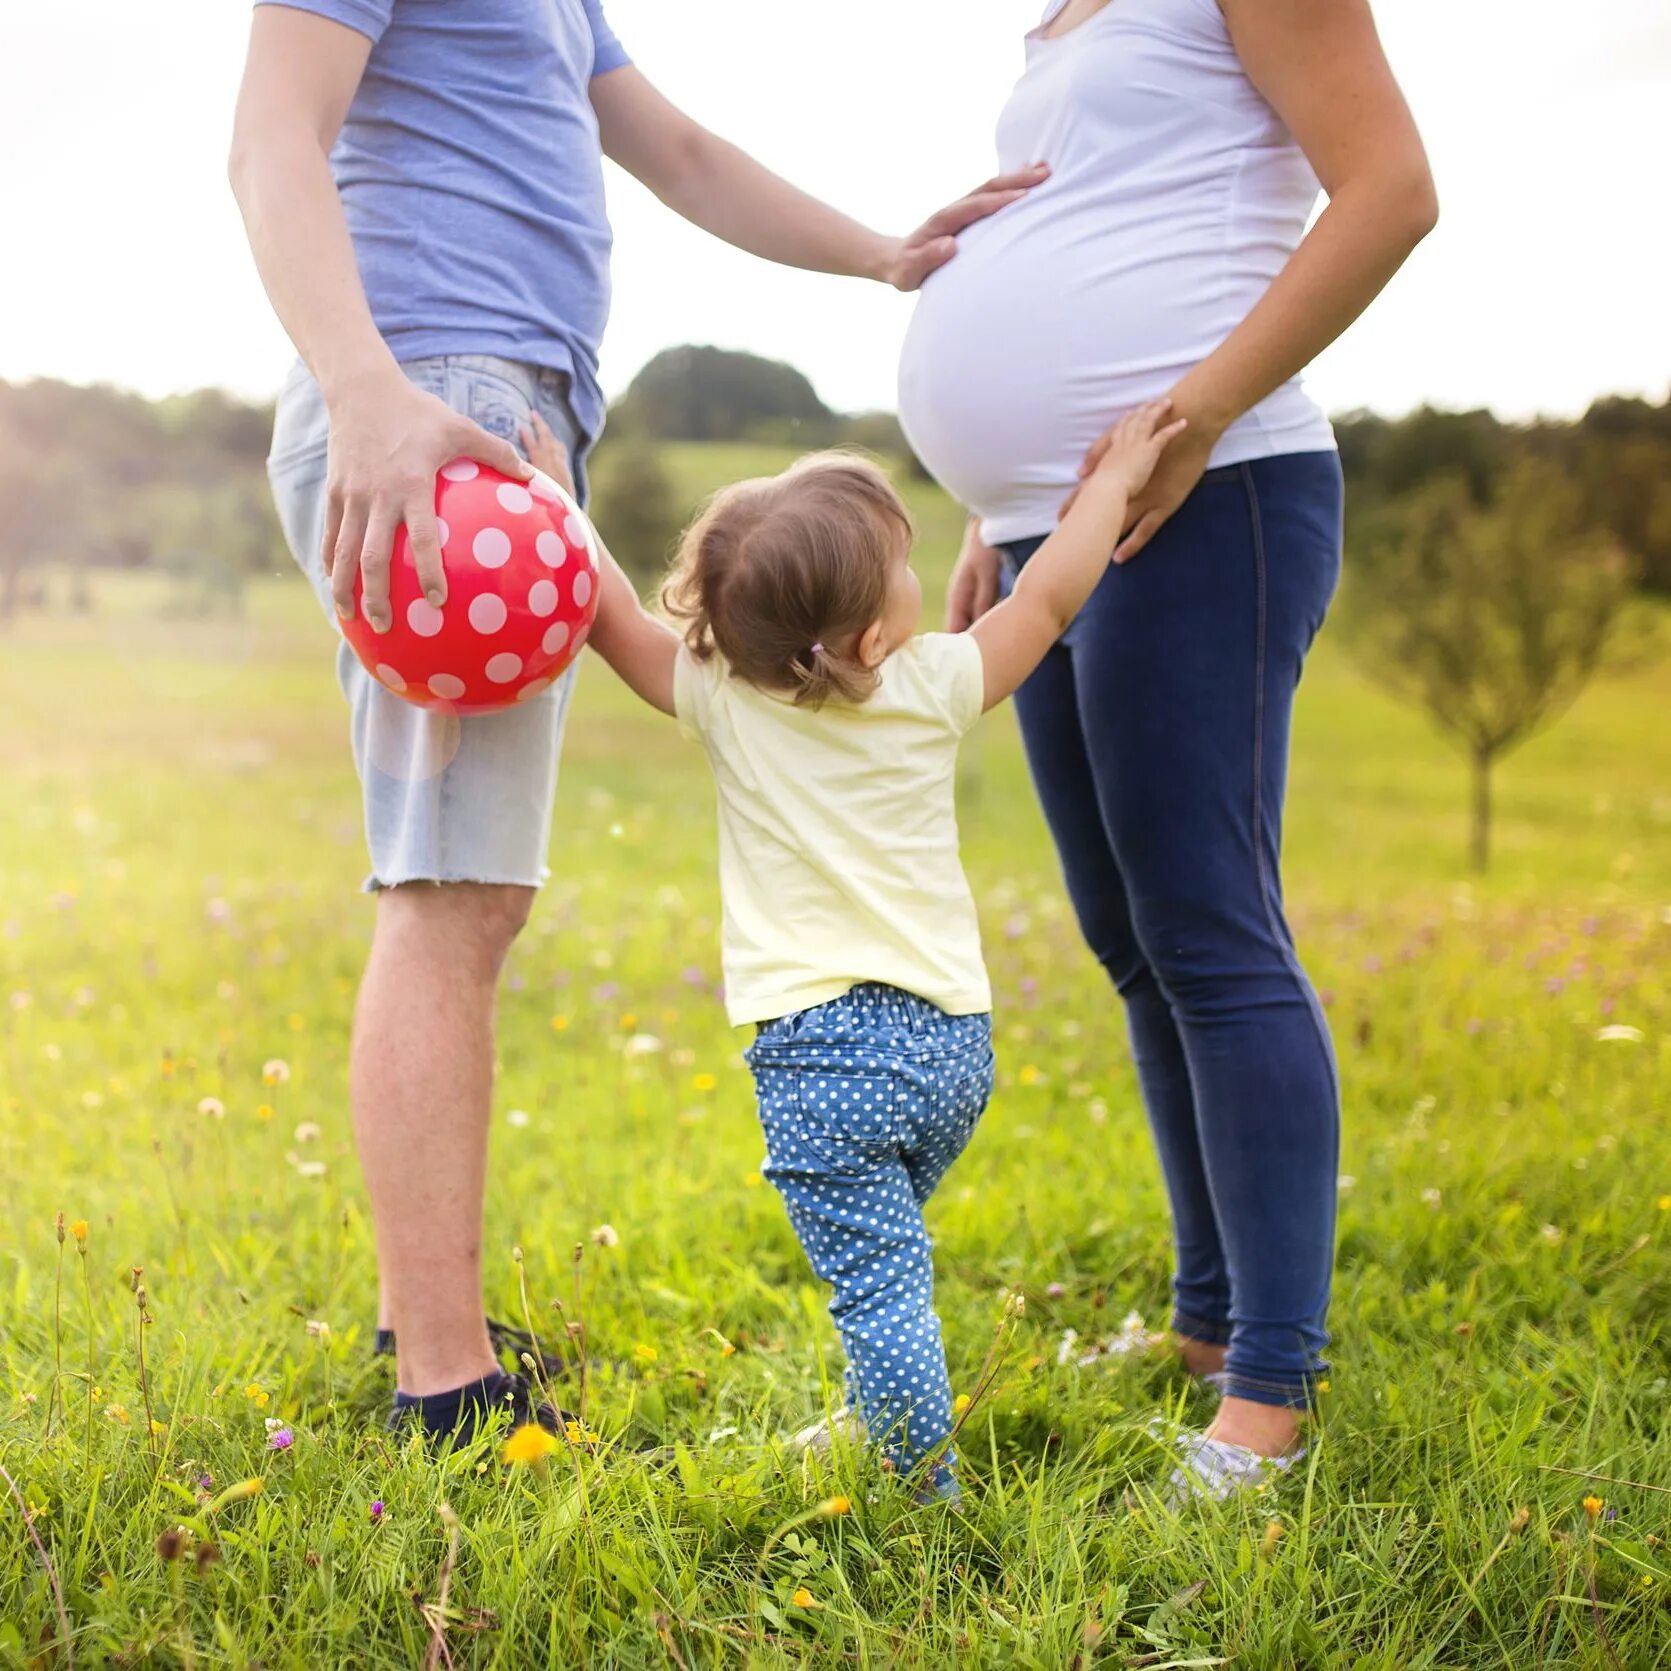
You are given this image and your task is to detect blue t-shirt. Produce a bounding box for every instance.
[255,0,631,445]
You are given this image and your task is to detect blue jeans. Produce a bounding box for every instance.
[1000,450,1344,1408]
[746,985,995,1493]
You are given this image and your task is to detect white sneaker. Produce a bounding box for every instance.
[1166,1431,1304,1506]
[791,1409,866,1454]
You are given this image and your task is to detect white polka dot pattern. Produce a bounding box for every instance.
[406,599,444,638]
[484,651,523,684]
[472,527,512,568]
[467,594,508,635]
[535,530,565,568]
[427,672,466,701]
[439,458,479,482]
[527,579,558,618]
[374,663,407,692]
[747,984,993,1498]
[496,482,534,515]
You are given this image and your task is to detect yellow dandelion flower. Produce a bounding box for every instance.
[1018,1064,1041,1086]
[564,1419,602,1446]
[550,1014,570,1033]
[160,1057,177,1080]
[1316,1378,1332,1393]
[692,1072,717,1093]
[1260,1520,1286,1559]
[743,1171,763,1189]
[256,1104,274,1121]
[104,1403,130,1425]
[720,1340,737,1358]
[1583,1495,1604,1520]
[952,1393,971,1417]
[619,1012,638,1030]
[1658,1196,1670,1212]
[150,1419,168,1436]
[633,1343,659,1364]
[70,1220,88,1244]
[819,1495,851,1517]
[502,1423,560,1466]
[791,1587,819,1609]
[262,1059,290,1086]
[287,1012,306,1032]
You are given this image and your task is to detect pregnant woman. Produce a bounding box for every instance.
[899,0,1435,1493]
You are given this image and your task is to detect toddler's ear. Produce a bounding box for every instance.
[857,619,888,669]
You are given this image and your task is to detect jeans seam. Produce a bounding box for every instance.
[1239,463,1339,1377]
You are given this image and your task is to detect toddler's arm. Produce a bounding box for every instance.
[517,416,679,717]
[967,400,1186,712]
[590,544,679,718]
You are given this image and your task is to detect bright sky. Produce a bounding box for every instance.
[1,1,1666,420]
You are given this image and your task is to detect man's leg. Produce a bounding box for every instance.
[268,355,584,1413]
[354,881,531,1396]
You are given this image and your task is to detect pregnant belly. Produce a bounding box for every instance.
[898,229,1229,541]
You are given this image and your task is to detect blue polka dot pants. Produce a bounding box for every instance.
[746,984,994,1496]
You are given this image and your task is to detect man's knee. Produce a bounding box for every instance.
[376,881,534,975]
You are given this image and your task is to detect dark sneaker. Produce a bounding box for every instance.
[386,1369,598,1450]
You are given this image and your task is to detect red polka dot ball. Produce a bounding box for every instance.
[341,459,599,715]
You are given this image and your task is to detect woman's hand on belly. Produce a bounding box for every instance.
[1065,395,1223,564]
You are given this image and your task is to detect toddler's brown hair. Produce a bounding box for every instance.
[661,451,912,707]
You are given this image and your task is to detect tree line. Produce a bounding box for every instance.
[3,352,1663,867]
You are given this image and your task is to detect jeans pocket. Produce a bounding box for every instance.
[791,1068,901,1176]
[454,366,535,445]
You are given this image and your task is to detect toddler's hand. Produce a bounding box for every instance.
[1087,399,1189,499]
[518,410,576,496]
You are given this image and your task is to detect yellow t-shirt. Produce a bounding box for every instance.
[675,632,993,1027]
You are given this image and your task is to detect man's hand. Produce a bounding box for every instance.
[878,164,1050,292]
[946,518,1003,632]
[322,369,532,632]
[1063,396,1221,564]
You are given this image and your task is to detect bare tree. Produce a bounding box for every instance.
[1337,463,1636,869]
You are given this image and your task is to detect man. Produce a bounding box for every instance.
[230,0,1041,1440]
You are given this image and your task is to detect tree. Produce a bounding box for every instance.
[613,345,835,443]
[587,438,685,590]
[0,438,85,625]
[1336,464,1636,870]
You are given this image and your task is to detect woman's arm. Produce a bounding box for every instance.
[1078,0,1437,562]
[590,67,1047,292]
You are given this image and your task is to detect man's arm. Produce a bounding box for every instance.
[969,403,1185,711]
[228,7,528,631]
[590,68,1047,293]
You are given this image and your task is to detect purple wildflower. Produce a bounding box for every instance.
[369,1500,385,1523]
[267,1427,294,1451]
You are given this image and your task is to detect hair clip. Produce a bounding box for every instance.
[810,643,825,655]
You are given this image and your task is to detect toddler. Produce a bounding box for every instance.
[580,400,1184,1496]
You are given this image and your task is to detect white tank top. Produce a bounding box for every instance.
[898,0,1336,545]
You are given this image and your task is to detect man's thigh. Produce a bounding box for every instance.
[266,356,586,891]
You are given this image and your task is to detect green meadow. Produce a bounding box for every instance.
[1,446,1667,1667]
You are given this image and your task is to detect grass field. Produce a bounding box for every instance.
[1,445,1668,1667]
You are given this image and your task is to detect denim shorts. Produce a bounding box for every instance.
[267,354,586,891]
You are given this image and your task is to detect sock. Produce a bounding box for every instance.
[392,1370,516,1435]
[374,1328,395,1357]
